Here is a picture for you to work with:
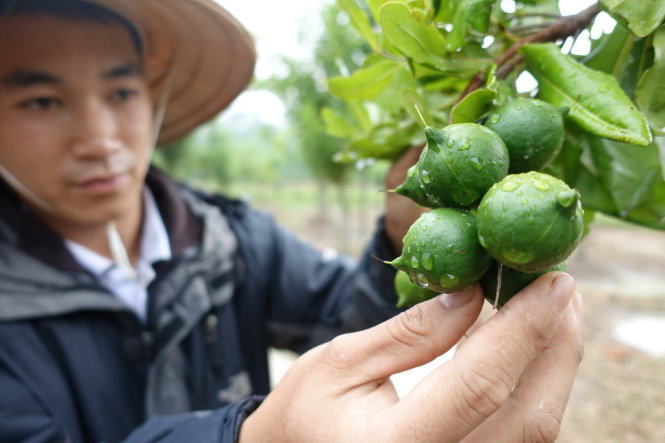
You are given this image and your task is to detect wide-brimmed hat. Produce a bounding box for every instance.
[87,0,256,145]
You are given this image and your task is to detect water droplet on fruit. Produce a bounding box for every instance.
[489,114,500,124]
[422,253,433,270]
[533,180,549,191]
[501,180,520,192]
[556,190,577,208]
[521,199,528,205]
[458,142,471,151]
[447,140,455,148]
[446,244,454,253]
[416,273,429,287]
[478,235,487,248]
[470,157,483,171]
[411,256,420,268]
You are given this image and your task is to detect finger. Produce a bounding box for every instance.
[463,292,584,442]
[391,272,575,442]
[321,285,484,384]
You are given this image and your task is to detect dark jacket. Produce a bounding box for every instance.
[0,168,400,443]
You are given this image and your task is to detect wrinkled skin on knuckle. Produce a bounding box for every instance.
[453,362,513,426]
[386,304,435,349]
[523,402,565,443]
[510,309,558,355]
[322,334,364,372]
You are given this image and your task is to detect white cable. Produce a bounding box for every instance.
[0,163,53,213]
[106,220,137,279]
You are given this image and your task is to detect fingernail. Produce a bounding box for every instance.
[439,287,475,309]
[550,273,575,313]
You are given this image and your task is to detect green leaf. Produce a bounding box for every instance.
[337,0,381,52]
[589,138,662,216]
[450,89,496,123]
[626,178,665,230]
[349,120,420,159]
[348,101,373,131]
[584,23,635,78]
[379,2,447,67]
[620,36,654,99]
[400,88,433,126]
[321,107,359,138]
[447,0,496,50]
[433,0,458,22]
[522,43,652,146]
[636,26,665,135]
[600,0,665,37]
[368,0,407,22]
[328,58,404,100]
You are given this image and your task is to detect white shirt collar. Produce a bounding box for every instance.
[64,188,172,321]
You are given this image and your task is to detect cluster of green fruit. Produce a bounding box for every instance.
[389,98,584,308]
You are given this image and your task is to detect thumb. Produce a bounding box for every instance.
[324,285,484,383]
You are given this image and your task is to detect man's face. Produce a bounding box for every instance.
[0,14,153,229]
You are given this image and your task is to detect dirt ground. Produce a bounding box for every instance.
[559,224,665,443]
[265,196,665,442]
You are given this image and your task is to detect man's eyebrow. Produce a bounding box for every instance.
[1,69,61,88]
[103,62,144,80]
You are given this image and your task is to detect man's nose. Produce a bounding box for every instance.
[70,100,122,157]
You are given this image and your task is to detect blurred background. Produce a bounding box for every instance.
[152,1,665,441]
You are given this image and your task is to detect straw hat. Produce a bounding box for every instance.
[88,0,256,145]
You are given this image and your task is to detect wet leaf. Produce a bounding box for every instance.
[522,43,652,146]
[600,0,665,37]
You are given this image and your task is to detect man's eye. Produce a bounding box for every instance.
[20,97,61,110]
[111,89,137,101]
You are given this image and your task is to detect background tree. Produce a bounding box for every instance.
[263,4,372,228]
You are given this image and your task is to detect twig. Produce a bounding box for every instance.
[456,3,600,103]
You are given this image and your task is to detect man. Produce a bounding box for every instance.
[0,1,583,442]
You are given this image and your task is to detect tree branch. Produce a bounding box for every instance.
[456,3,601,103]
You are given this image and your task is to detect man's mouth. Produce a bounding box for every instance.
[76,172,129,194]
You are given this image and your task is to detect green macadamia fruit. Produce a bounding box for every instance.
[395,164,435,208]
[394,270,439,308]
[476,171,584,273]
[396,123,509,208]
[484,98,565,173]
[480,260,568,308]
[388,208,492,293]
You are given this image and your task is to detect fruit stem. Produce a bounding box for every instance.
[494,263,503,310]
[414,105,428,128]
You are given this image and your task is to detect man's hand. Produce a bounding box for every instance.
[239,272,583,442]
[384,145,428,253]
